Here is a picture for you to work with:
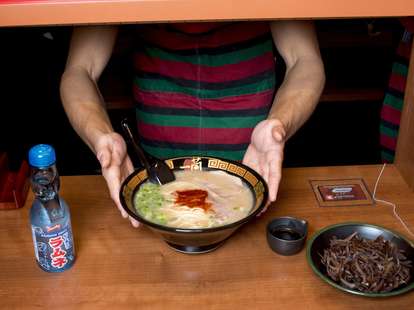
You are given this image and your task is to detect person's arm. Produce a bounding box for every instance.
[243,20,325,202]
[60,26,138,227]
[60,26,117,150]
[268,20,325,138]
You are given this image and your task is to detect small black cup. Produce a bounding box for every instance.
[266,216,308,256]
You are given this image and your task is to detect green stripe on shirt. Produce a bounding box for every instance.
[136,109,266,128]
[134,77,275,99]
[383,93,404,110]
[380,124,399,138]
[392,63,408,76]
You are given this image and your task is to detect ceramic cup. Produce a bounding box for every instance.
[266,216,308,256]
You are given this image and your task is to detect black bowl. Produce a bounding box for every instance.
[267,216,308,256]
[306,222,414,297]
[120,156,268,254]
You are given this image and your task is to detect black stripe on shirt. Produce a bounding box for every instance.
[136,104,271,117]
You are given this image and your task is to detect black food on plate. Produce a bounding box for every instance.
[321,232,412,293]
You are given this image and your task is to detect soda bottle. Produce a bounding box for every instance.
[28,144,75,272]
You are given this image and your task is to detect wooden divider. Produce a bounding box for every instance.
[0,0,414,27]
[395,38,414,190]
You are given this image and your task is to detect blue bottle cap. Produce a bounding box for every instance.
[28,144,56,168]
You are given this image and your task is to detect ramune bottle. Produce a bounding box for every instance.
[28,144,75,272]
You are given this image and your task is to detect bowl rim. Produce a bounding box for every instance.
[119,156,269,233]
[266,216,308,243]
[306,221,414,297]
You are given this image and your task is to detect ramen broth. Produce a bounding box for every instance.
[134,170,254,229]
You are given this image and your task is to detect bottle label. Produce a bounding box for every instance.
[31,222,75,272]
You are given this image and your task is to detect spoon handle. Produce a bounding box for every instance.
[121,118,152,173]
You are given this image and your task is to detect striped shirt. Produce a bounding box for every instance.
[133,22,276,160]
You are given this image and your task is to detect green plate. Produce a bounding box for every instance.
[306,222,414,297]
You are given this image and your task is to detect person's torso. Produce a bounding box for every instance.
[133,22,276,161]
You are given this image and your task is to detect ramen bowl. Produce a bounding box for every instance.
[120,156,268,254]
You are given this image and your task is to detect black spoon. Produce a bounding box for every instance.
[121,119,175,185]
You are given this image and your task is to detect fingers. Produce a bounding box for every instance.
[97,148,111,168]
[96,133,139,228]
[102,165,128,218]
[129,217,140,228]
[256,200,271,217]
[121,157,140,228]
[124,156,134,175]
[243,146,275,201]
[108,157,139,228]
[242,146,261,175]
[267,154,283,202]
[111,139,127,166]
[268,122,285,201]
[261,156,270,193]
[96,132,128,167]
[105,166,140,228]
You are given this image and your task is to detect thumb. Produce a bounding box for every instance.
[97,148,111,169]
[271,124,286,143]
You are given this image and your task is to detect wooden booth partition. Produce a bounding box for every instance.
[395,38,414,190]
[0,0,414,27]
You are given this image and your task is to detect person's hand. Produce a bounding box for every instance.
[243,119,286,203]
[95,132,139,227]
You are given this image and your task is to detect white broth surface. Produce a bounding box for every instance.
[134,170,254,229]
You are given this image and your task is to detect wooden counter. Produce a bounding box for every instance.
[1,165,414,309]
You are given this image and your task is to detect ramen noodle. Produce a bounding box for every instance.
[134,170,254,229]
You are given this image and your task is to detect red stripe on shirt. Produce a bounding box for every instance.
[380,134,398,150]
[397,41,412,58]
[134,52,275,83]
[381,105,402,124]
[138,123,253,144]
[133,86,274,110]
[389,73,407,92]
[138,22,270,50]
